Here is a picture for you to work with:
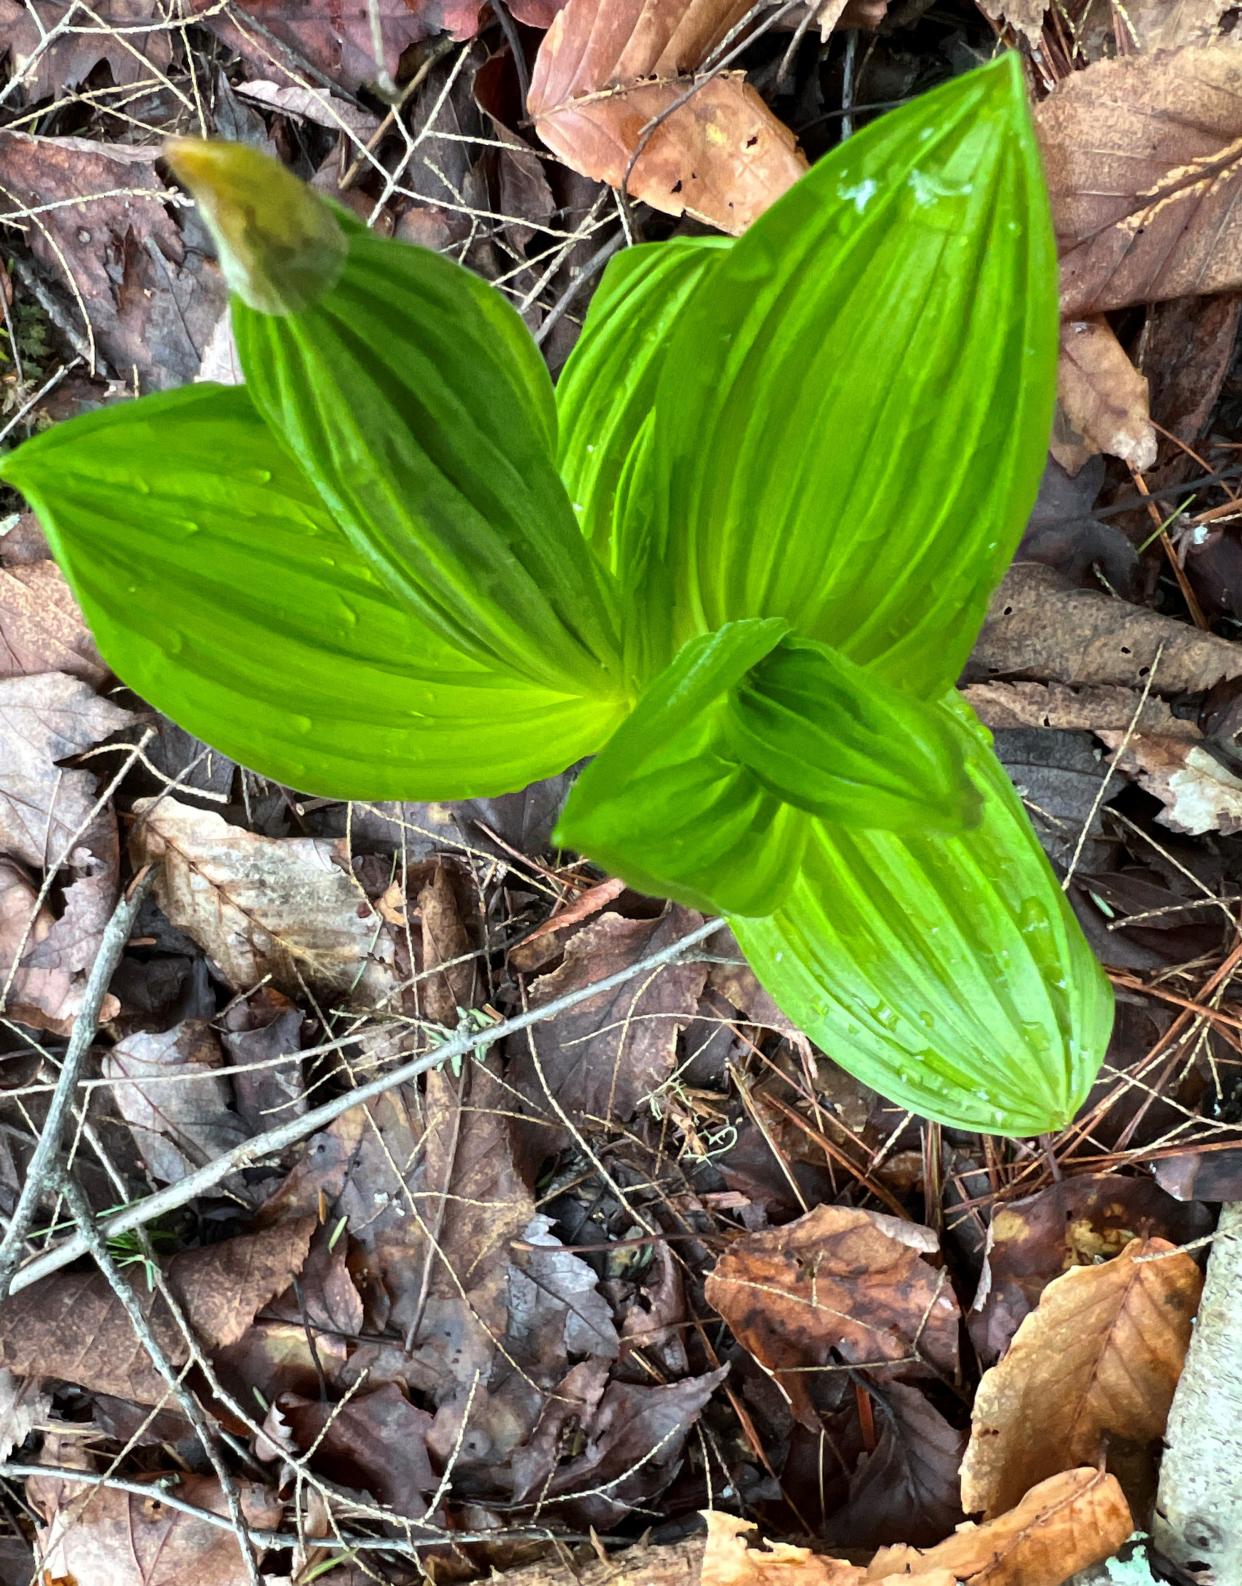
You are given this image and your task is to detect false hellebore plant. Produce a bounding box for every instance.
[0,54,1114,1136]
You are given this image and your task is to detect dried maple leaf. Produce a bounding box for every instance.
[1054,318,1157,474]
[129,796,397,1004]
[527,0,806,232]
[0,0,176,99]
[0,1218,315,1404]
[870,1468,1132,1586]
[961,1236,1202,1518]
[509,905,709,1133]
[103,1020,249,1187]
[0,132,224,386]
[706,1206,959,1427]
[30,1468,283,1586]
[1037,44,1242,316]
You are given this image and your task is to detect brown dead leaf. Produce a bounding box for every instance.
[0,132,224,386]
[509,1360,728,1527]
[706,1206,959,1428]
[0,0,176,98]
[222,987,307,1138]
[130,796,396,1004]
[0,1218,315,1404]
[528,0,806,233]
[509,905,709,1135]
[1098,732,1242,835]
[0,672,132,870]
[1079,0,1235,55]
[969,563,1242,692]
[1037,45,1242,316]
[702,1512,877,1586]
[234,80,380,140]
[281,1384,436,1517]
[969,1174,1212,1366]
[963,680,1189,737]
[1054,318,1157,474]
[870,1468,1132,1586]
[838,1382,965,1549]
[0,1368,49,1461]
[975,0,1046,45]
[103,1019,249,1187]
[30,1469,283,1586]
[961,1237,1202,1518]
[191,0,482,95]
[0,560,104,685]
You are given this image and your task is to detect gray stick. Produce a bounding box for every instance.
[0,870,153,1301]
[3,915,727,1296]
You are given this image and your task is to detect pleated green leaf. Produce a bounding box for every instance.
[633,52,1058,690]
[223,195,626,698]
[732,698,1115,1137]
[557,623,982,918]
[556,236,728,584]
[0,385,626,799]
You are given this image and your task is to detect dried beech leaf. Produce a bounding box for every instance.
[869,1468,1133,1586]
[0,1219,315,1404]
[130,796,396,1003]
[1037,45,1242,315]
[528,0,807,232]
[969,1173,1211,1366]
[702,1512,874,1586]
[705,1206,959,1427]
[961,1237,1202,1517]
[1055,319,1156,472]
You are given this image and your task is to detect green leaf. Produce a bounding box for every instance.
[556,236,728,584]
[0,384,626,800]
[556,623,982,918]
[629,53,1058,691]
[726,637,981,831]
[732,698,1115,1136]
[230,207,627,699]
[555,619,801,917]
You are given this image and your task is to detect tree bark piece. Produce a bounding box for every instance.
[1153,1201,1242,1579]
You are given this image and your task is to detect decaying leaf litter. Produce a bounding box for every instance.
[5,2,1242,1584]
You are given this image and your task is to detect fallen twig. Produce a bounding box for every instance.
[0,868,154,1302]
[3,914,727,1296]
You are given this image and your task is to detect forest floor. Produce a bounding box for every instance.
[2,3,1242,1585]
